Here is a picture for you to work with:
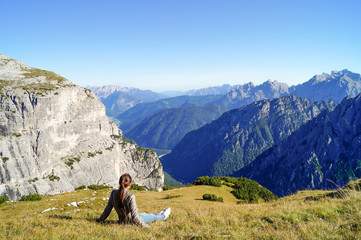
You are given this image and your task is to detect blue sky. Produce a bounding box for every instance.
[1,0,360,92]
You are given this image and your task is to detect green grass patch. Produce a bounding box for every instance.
[87,150,103,158]
[64,157,80,169]
[22,68,66,83]
[46,170,60,182]
[130,184,146,191]
[28,177,39,183]
[87,185,112,191]
[75,185,86,190]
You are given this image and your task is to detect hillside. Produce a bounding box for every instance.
[1,180,361,239]
[236,93,361,196]
[117,94,223,133]
[162,96,336,183]
[125,104,228,149]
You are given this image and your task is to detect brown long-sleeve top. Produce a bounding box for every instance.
[97,189,149,228]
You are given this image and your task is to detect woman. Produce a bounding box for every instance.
[96,173,171,228]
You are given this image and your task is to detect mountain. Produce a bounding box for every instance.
[161,96,336,183]
[160,90,195,97]
[160,84,239,97]
[0,54,163,200]
[190,84,239,96]
[117,95,224,133]
[125,104,228,149]
[216,80,289,109]
[87,85,166,117]
[236,93,361,196]
[290,69,361,102]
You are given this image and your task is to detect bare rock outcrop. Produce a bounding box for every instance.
[0,54,163,200]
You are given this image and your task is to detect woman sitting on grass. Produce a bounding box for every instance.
[96,173,171,228]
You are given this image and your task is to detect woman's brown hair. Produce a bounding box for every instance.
[118,173,132,207]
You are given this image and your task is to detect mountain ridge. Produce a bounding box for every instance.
[236,93,361,196]
[162,95,336,183]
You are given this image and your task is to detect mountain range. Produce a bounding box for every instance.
[118,94,224,133]
[236,93,361,196]
[119,70,361,151]
[290,69,361,102]
[125,104,228,149]
[87,86,166,117]
[161,96,336,183]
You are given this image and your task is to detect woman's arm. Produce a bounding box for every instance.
[129,195,150,228]
[96,191,115,222]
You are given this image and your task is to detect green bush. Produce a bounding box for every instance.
[28,177,39,183]
[0,195,9,204]
[230,177,278,203]
[194,176,222,187]
[75,185,86,190]
[2,157,9,163]
[130,184,146,191]
[202,193,223,202]
[162,186,175,191]
[21,193,42,201]
[164,194,182,199]
[87,185,112,190]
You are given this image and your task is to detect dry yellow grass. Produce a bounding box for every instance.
[1,185,361,239]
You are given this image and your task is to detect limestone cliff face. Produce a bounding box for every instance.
[0,54,163,200]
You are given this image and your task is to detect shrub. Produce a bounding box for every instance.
[164,194,182,199]
[194,176,222,187]
[87,185,112,190]
[230,177,278,203]
[75,185,86,190]
[2,157,9,163]
[202,193,223,202]
[130,184,146,191]
[65,157,80,169]
[0,195,9,204]
[28,177,39,183]
[163,186,175,191]
[21,193,42,201]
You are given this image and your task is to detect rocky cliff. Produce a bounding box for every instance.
[290,69,361,102]
[236,94,361,196]
[216,80,290,109]
[162,95,336,183]
[0,54,163,200]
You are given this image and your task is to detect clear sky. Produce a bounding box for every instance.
[1,0,361,92]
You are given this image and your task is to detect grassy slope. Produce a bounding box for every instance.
[1,185,361,239]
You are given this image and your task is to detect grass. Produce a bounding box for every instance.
[0,185,361,239]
